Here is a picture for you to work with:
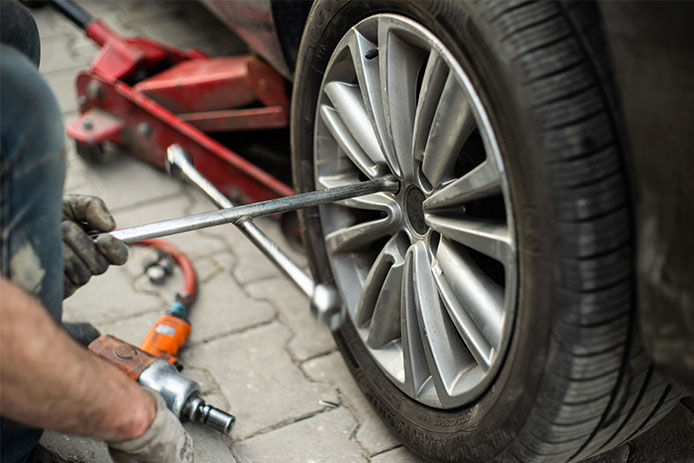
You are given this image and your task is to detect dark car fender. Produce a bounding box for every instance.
[600,2,694,393]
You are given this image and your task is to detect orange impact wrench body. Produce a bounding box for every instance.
[85,240,235,433]
[140,314,191,363]
[137,239,196,364]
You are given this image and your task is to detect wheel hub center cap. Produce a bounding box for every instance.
[404,186,427,235]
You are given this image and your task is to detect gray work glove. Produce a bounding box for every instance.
[62,194,128,298]
[109,390,194,463]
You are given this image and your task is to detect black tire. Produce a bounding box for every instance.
[291,1,680,462]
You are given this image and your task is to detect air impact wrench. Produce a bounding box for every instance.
[88,334,234,434]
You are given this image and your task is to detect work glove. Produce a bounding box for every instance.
[109,390,194,463]
[61,194,128,298]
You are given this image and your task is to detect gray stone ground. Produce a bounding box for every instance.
[29,1,693,463]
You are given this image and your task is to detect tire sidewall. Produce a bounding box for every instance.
[291,1,557,460]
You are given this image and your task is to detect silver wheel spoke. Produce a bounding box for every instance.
[433,261,493,371]
[425,215,513,265]
[354,236,407,325]
[319,105,385,179]
[423,159,502,210]
[317,174,399,212]
[324,82,386,167]
[366,262,404,348]
[379,22,425,180]
[411,242,471,404]
[401,250,430,397]
[412,51,448,162]
[421,74,476,188]
[436,238,504,350]
[325,216,398,255]
[348,29,398,175]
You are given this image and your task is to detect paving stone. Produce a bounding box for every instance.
[116,249,269,347]
[34,7,81,39]
[183,367,228,398]
[77,8,142,37]
[44,69,80,113]
[62,266,162,325]
[180,323,338,439]
[120,229,227,291]
[98,310,161,345]
[303,352,401,456]
[130,254,222,297]
[246,277,336,362]
[371,446,423,463]
[39,34,93,74]
[143,19,210,50]
[186,269,276,345]
[186,424,237,463]
[74,0,123,15]
[74,154,185,211]
[113,0,181,26]
[95,267,275,347]
[69,38,102,65]
[234,408,365,463]
[219,216,307,285]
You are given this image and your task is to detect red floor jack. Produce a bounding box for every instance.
[51,0,294,204]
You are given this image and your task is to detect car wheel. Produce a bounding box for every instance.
[291,1,680,461]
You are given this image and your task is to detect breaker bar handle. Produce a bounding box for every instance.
[106,177,399,244]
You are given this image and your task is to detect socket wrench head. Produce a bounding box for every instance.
[185,396,235,434]
[165,144,191,180]
[310,283,344,331]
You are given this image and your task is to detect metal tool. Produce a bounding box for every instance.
[109,177,396,244]
[165,145,344,329]
[89,335,235,434]
[103,154,397,328]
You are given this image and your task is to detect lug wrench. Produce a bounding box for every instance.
[106,145,398,329]
[164,145,339,329]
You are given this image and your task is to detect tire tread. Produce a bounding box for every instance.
[486,1,680,460]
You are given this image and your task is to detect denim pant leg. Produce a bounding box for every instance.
[0,45,66,463]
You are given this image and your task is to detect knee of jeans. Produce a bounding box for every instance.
[1,45,65,178]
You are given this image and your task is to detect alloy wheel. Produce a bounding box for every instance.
[314,14,518,408]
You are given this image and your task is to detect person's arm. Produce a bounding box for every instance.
[0,277,154,442]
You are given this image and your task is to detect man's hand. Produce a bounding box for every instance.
[0,279,162,447]
[109,390,194,463]
[61,194,128,298]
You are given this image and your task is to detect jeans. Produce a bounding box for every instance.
[0,45,66,463]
